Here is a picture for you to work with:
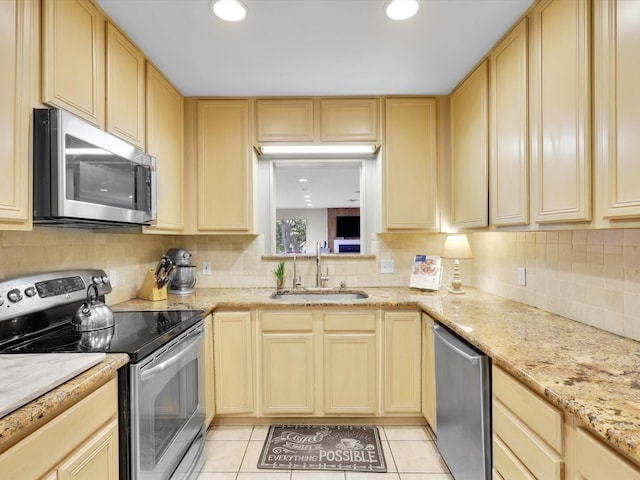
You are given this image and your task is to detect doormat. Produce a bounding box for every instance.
[258,424,386,472]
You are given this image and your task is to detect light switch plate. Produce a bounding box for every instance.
[518,267,526,286]
[203,262,212,275]
[380,259,394,274]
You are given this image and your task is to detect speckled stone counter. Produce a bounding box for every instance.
[0,353,128,451]
[113,287,640,464]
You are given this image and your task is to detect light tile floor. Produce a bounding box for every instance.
[198,425,453,480]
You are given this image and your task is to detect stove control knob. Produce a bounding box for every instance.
[101,275,110,285]
[0,296,4,307]
[91,276,102,285]
[24,286,37,297]
[7,289,23,303]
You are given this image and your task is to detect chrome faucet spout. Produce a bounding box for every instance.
[292,254,302,290]
[316,242,329,287]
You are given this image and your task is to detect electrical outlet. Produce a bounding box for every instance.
[108,270,116,286]
[380,259,394,274]
[202,262,212,275]
[518,267,526,286]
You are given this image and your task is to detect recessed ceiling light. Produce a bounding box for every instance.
[385,0,420,20]
[211,0,247,22]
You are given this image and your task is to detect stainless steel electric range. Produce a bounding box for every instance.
[0,269,206,480]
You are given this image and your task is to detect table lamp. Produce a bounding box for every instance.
[442,234,472,294]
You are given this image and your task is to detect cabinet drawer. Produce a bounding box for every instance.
[493,400,563,480]
[493,366,563,452]
[261,311,313,331]
[324,311,376,331]
[575,427,640,479]
[493,435,536,480]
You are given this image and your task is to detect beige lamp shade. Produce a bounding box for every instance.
[442,234,472,259]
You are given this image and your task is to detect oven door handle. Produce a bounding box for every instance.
[140,331,202,382]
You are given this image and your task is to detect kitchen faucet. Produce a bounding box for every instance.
[316,242,329,288]
[292,254,302,290]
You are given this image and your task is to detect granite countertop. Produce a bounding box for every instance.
[0,353,129,451]
[114,286,640,464]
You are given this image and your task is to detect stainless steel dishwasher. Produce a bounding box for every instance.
[433,323,491,480]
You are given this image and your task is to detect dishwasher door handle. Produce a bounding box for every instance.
[432,324,479,365]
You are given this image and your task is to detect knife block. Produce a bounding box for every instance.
[137,269,167,301]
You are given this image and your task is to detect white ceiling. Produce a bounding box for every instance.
[96,0,534,97]
[274,162,362,210]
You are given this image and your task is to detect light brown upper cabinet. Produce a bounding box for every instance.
[106,23,146,149]
[0,0,36,230]
[319,98,379,142]
[197,99,253,232]
[42,0,105,128]
[383,97,439,231]
[255,97,380,144]
[529,0,591,224]
[450,60,489,229]
[144,63,184,232]
[594,0,640,221]
[255,98,314,143]
[490,19,529,227]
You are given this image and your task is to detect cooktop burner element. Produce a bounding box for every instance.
[3,310,203,362]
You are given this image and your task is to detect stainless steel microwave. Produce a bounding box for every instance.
[33,108,157,227]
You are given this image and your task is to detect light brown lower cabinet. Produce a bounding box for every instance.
[323,310,378,415]
[213,308,425,419]
[0,378,119,480]
[493,365,640,480]
[203,314,216,427]
[260,310,316,416]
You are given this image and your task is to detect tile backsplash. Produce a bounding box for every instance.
[1,227,639,341]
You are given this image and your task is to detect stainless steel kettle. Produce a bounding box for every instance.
[71,284,115,331]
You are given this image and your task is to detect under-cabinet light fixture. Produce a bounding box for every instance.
[211,0,247,22]
[385,0,420,20]
[259,145,378,155]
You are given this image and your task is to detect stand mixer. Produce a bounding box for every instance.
[166,248,196,295]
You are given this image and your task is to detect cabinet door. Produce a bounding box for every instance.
[323,334,377,415]
[595,0,640,220]
[384,97,439,231]
[530,0,591,223]
[0,0,35,229]
[197,100,252,231]
[323,310,378,415]
[490,19,529,227]
[42,0,105,128]
[203,315,215,427]
[421,314,436,432]
[261,311,315,415]
[54,419,119,480]
[383,311,421,414]
[320,98,379,142]
[255,98,314,142]
[106,23,145,148]
[213,311,254,415]
[145,63,184,232]
[574,427,640,480]
[450,60,489,229]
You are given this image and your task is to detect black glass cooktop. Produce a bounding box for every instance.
[1,310,204,362]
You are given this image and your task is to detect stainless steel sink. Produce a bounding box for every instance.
[270,290,368,301]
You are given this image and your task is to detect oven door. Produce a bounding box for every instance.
[130,322,205,480]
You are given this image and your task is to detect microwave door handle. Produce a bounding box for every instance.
[140,332,202,382]
[149,161,157,223]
